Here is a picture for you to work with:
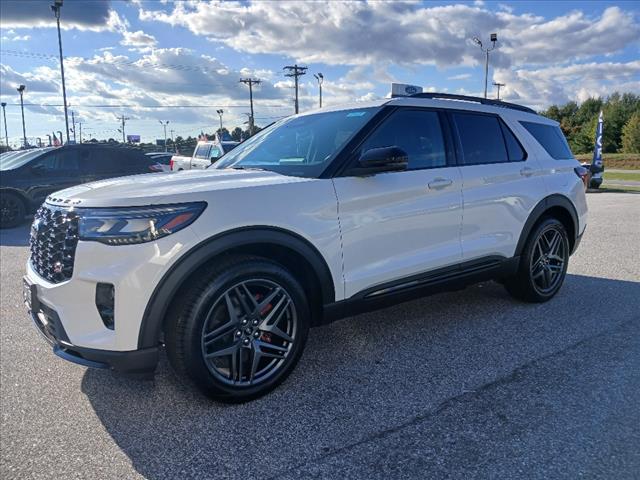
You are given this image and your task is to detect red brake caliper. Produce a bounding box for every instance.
[254,293,273,343]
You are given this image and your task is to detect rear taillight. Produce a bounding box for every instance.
[574,166,589,189]
[169,157,174,170]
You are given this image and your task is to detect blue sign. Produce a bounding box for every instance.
[592,111,603,168]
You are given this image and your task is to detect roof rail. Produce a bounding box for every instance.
[408,92,537,114]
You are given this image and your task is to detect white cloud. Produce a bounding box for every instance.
[448,73,472,80]
[1,34,31,41]
[121,30,157,47]
[138,2,639,68]
[494,61,640,110]
[0,1,125,32]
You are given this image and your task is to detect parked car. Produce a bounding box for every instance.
[170,140,239,171]
[23,92,587,402]
[1,144,163,228]
[145,152,173,172]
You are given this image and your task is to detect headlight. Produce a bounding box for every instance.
[78,202,206,245]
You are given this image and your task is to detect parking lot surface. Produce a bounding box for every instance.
[1,192,639,479]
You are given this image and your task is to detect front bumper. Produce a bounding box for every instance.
[25,279,158,375]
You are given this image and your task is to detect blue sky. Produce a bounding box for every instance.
[1,0,638,146]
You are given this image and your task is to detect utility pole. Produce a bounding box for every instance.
[240,77,261,135]
[0,102,8,148]
[71,110,76,143]
[17,85,27,148]
[116,114,129,143]
[492,82,505,100]
[473,33,498,99]
[51,0,70,144]
[283,64,307,114]
[159,120,169,152]
[78,121,83,143]
[216,109,224,136]
[313,73,324,108]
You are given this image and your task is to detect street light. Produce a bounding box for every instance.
[313,73,324,108]
[216,109,224,136]
[51,0,70,144]
[0,102,8,148]
[473,32,498,99]
[159,120,169,152]
[17,85,27,149]
[492,82,506,100]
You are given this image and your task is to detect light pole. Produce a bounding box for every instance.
[492,82,505,100]
[0,102,8,148]
[216,109,224,136]
[313,73,324,108]
[46,134,52,146]
[159,120,169,152]
[473,33,498,99]
[51,0,70,144]
[17,84,27,148]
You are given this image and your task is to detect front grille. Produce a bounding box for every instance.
[29,204,79,283]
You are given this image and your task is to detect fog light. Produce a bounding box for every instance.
[95,283,115,330]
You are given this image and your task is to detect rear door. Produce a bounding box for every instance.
[450,111,546,261]
[333,108,463,298]
[191,144,220,169]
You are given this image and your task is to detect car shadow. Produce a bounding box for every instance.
[81,274,640,479]
[0,223,31,246]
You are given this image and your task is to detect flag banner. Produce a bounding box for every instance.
[591,110,603,170]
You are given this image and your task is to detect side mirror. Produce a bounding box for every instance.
[351,146,408,176]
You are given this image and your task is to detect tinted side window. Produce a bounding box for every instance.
[520,121,573,160]
[361,109,446,170]
[210,147,221,159]
[500,122,526,161]
[87,148,123,174]
[194,144,210,159]
[32,150,81,171]
[453,113,508,165]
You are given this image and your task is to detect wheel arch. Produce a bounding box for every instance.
[137,226,336,349]
[515,194,579,257]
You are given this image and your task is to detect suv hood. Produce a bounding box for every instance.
[46,168,311,208]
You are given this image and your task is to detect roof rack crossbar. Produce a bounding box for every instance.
[408,92,536,114]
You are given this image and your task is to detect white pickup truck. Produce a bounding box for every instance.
[170,140,239,171]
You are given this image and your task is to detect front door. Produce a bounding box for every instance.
[333,108,463,299]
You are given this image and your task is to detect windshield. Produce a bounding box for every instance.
[215,107,379,177]
[0,148,56,171]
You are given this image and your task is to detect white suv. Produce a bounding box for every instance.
[24,93,587,402]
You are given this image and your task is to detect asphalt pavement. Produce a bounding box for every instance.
[1,192,639,479]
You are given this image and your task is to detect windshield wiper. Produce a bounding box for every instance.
[229,166,267,171]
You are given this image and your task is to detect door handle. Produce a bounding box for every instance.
[520,167,534,177]
[428,178,453,190]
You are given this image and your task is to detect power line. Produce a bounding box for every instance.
[283,64,307,114]
[0,102,290,109]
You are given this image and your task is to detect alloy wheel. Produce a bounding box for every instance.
[0,196,21,225]
[529,226,566,294]
[200,279,297,386]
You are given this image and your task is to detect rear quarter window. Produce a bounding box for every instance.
[520,121,574,160]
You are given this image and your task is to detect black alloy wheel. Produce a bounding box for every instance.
[0,193,26,229]
[165,255,310,402]
[504,217,570,303]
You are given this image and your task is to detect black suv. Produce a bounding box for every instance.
[0,144,162,228]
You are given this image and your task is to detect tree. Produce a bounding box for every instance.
[621,112,640,153]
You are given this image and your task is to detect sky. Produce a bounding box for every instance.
[0,0,638,146]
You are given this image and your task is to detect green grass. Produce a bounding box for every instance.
[603,171,640,181]
[575,153,640,170]
[594,185,640,193]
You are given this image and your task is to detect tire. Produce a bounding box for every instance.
[165,255,310,403]
[505,217,570,303]
[0,192,26,229]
